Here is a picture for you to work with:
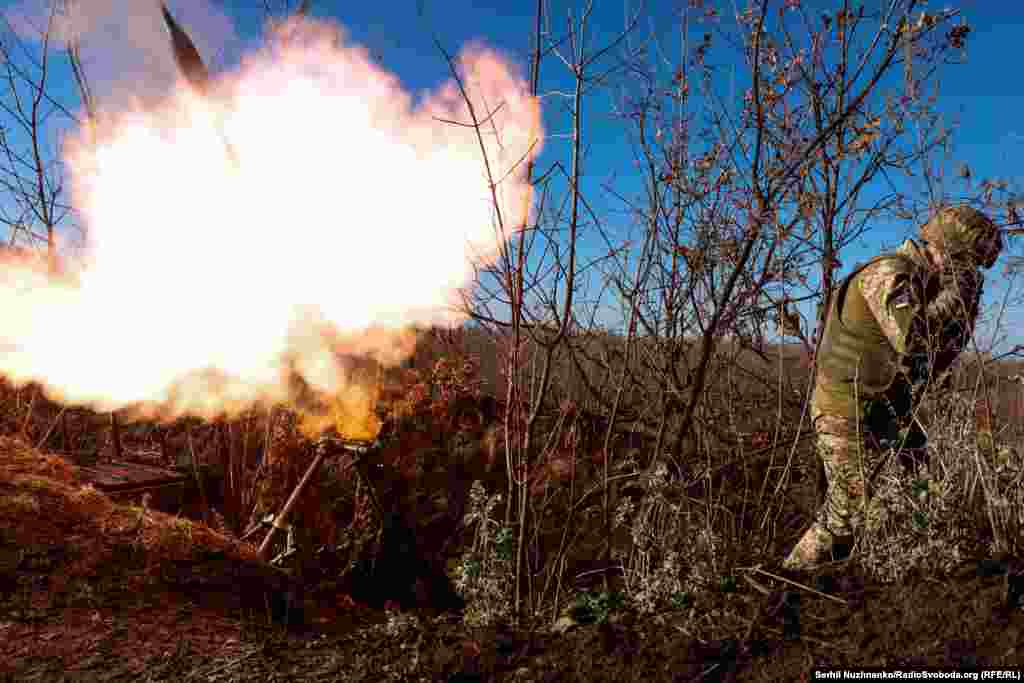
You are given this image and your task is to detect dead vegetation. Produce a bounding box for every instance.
[2,331,1024,680]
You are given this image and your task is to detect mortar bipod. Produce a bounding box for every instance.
[255,436,388,563]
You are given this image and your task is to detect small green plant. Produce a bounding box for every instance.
[460,554,482,579]
[570,589,625,624]
[619,462,726,614]
[454,480,514,627]
[912,510,929,531]
[670,591,693,610]
[493,526,514,562]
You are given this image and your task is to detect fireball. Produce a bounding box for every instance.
[0,8,543,439]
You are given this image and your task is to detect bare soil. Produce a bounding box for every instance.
[2,434,1023,682]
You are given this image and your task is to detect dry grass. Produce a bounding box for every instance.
[0,435,257,590]
[861,385,1024,582]
[0,437,262,677]
[2,329,1023,633]
[4,331,1024,678]
[0,434,76,483]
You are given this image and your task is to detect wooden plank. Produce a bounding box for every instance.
[77,461,187,492]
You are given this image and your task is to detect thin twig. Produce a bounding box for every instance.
[184,645,260,681]
[34,405,65,450]
[733,613,841,649]
[739,566,848,606]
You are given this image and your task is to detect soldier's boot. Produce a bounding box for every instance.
[782,522,852,571]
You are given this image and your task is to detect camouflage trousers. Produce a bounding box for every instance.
[783,408,886,571]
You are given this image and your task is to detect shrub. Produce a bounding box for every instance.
[454,480,514,627]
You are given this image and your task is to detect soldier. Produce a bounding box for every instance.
[784,205,1004,571]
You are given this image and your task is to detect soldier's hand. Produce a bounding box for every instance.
[939,263,982,316]
[905,352,931,386]
[923,266,980,350]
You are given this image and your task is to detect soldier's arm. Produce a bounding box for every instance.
[920,267,982,378]
[854,263,922,422]
[856,261,919,355]
[926,267,981,333]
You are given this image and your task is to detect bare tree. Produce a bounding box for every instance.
[598,1,983,485]
[0,3,81,271]
[445,0,644,621]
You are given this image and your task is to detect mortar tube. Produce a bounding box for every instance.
[257,446,328,562]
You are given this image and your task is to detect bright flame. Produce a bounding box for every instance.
[0,16,542,437]
[298,385,382,442]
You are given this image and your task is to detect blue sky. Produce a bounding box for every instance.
[314,0,1024,350]
[3,0,1023,351]
[275,0,1024,348]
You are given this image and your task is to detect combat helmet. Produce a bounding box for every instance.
[918,205,1002,269]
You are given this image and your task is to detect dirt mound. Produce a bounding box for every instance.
[0,436,341,679]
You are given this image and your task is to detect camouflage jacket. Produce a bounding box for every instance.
[813,239,980,422]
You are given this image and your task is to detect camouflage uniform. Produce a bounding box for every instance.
[783,206,1003,571]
